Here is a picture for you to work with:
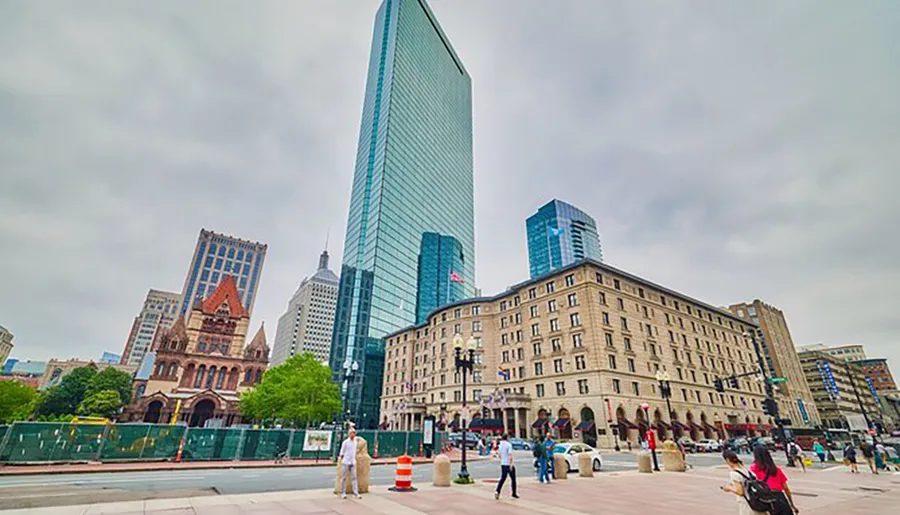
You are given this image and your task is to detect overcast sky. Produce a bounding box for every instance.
[1,1,898,379]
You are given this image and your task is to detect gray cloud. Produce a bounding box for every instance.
[1,1,898,379]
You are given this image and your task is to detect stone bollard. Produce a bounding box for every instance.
[660,440,686,472]
[334,436,371,495]
[637,450,653,473]
[433,454,451,486]
[553,453,568,480]
[578,452,593,477]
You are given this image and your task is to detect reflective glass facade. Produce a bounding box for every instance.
[526,199,602,278]
[331,0,475,429]
[415,233,465,324]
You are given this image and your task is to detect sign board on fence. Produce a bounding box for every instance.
[303,430,333,452]
[423,416,435,446]
[846,414,868,432]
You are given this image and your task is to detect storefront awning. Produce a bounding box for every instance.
[655,420,671,430]
[689,422,704,430]
[531,418,550,429]
[553,418,571,429]
[469,418,504,432]
[575,420,595,431]
[617,418,637,429]
[671,421,689,430]
[703,422,718,432]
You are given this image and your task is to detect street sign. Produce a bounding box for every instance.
[769,377,788,384]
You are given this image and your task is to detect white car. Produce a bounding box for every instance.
[695,439,722,452]
[553,443,603,473]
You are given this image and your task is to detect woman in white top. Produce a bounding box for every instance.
[720,449,766,515]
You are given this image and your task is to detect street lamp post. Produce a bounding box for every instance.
[744,331,792,466]
[641,402,660,471]
[655,370,673,441]
[453,334,477,483]
[336,360,359,461]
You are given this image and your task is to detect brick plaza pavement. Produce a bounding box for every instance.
[2,464,897,514]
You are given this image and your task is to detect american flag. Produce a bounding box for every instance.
[449,270,465,283]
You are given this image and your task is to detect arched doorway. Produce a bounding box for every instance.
[615,406,630,442]
[635,407,648,441]
[700,413,712,439]
[653,408,667,441]
[556,408,572,440]
[686,412,699,441]
[579,407,597,447]
[190,399,217,427]
[143,400,163,423]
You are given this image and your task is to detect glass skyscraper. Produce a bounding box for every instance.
[526,199,603,278]
[331,0,475,429]
[415,233,466,324]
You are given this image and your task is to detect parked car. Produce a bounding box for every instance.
[509,437,531,451]
[751,436,775,450]
[725,437,749,452]
[677,437,698,453]
[448,432,480,449]
[696,439,722,453]
[552,443,603,473]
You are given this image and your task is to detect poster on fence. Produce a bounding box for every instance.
[303,430,333,452]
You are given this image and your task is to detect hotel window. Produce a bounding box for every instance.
[530,305,539,318]
[546,281,555,293]
[551,338,562,352]
[501,318,508,329]
[621,317,629,331]
[454,308,461,318]
[612,379,622,394]
[516,330,522,342]
[548,299,558,312]
[453,323,461,334]
[649,343,657,357]
[576,355,586,370]
[536,384,545,397]
[632,381,640,395]
[565,274,575,287]
[554,359,564,373]
[573,334,583,348]
[614,279,621,290]
[638,287,645,299]
[624,337,632,351]
[602,312,610,325]
[627,358,635,372]
[533,342,542,356]
[567,293,578,306]
[473,321,482,332]
[708,392,715,404]
[642,305,649,318]
[617,298,625,310]
[605,333,614,347]
[556,381,566,396]
[518,366,525,379]
[608,355,617,369]
[514,296,521,307]
[599,292,607,305]
[528,288,537,300]
[531,323,540,337]
[550,319,560,332]
[502,351,509,362]
[534,362,544,376]
[646,324,653,337]
[501,334,509,345]
[472,305,481,315]
[570,313,581,327]
[517,348,524,360]
[578,379,589,394]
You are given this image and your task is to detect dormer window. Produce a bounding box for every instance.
[216,303,229,317]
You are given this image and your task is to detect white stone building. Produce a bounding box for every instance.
[121,289,182,367]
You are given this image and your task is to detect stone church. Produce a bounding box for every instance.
[123,275,269,427]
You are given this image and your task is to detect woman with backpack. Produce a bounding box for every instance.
[720,450,767,515]
[749,445,799,514]
[843,442,859,473]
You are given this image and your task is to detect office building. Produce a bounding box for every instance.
[0,324,13,366]
[178,229,267,318]
[526,199,603,279]
[799,343,866,362]
[99,352,121,365]
[798,348,883,432]
[122,276,269,427]
[272,250,340,366]
[382,259,770,448]
[330,0,476,429]
[415,233,466,324]
[729,300,820,428]
[120,289,182,367]
[40,359,135,390]
[853,358,896,392]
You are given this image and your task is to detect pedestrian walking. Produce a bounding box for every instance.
[812,441,826,464]
[533,436,551,484]
[787,441,805,472]
[544,434,556,477]
[843,442,859,473]
[749,446,800,514]
[477,437,486,457]
[338,428,361,499]
[720,450,767,515]
[494,434,518,500]
[860,442,878,474]
[875,442,887,471]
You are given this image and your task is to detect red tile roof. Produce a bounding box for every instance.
[200,276,248,318]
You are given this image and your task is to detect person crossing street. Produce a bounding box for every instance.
[494,434,518,500]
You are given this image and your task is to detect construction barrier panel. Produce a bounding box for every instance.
[101,424,185,461]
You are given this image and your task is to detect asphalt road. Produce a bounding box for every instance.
[0,450,785,510]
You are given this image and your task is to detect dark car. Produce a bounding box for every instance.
[677,437,697,453]
[509,437,531,451]
[750,436,775,450]
[448,432,479,450]
[726,437,749,452]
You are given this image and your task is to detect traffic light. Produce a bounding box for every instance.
[762,398,779,417]
[714,377,725,393]
[729,376,739,389]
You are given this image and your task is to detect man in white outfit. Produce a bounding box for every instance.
[339,428,361,499]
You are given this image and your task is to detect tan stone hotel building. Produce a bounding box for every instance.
[381,259,771,448]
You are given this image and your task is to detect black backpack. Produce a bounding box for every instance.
[737,469,779,513]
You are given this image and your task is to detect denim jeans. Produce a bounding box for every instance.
[538,456,551,483]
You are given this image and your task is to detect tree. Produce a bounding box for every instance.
[36,366,97,417]
[0,380,38,423]
[240,353,340,427]
[76,390,122,418]
[86,367,133,404]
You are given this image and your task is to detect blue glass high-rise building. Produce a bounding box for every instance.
[330,0,475,429]
[415,233,466,325]
[526,199,602,278]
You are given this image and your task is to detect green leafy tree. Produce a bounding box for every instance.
[76,390,122,418]
[36,366,97,417]
[86,367,133,404]
[240,353,340,427]
[0,381,39,423]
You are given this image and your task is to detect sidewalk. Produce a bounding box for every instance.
[2,463,896,514]
[0,449,483,476]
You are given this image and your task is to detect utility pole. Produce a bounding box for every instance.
[745,329,792,465]
[843,360,877,443]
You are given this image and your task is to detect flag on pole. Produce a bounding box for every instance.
[497,366,510,381]
[449,270,465,283]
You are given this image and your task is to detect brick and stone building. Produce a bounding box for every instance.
[381,259,770,448]
[728,300,820,428]
[122,276,269,427]
[798,348,883,432]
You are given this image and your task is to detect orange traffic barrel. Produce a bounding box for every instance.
[389,454,417,492]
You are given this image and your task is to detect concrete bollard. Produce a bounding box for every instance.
[637,450,653,473]
[334,436,371,495]
[553,453,568,480]
[433,454,451,486]
[578,452,593,477]
[660,440,686,472]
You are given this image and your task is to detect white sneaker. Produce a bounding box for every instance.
[341,494,347,499]
[355,495,362,499]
